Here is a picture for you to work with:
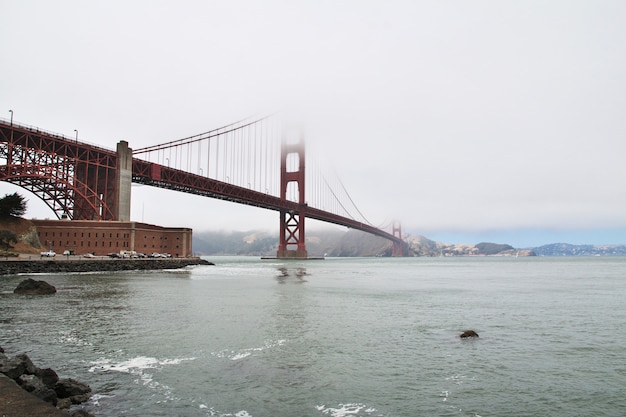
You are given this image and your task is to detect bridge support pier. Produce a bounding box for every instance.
[115,141,132,221]
[392,223,403,257]
[276,132,308,259]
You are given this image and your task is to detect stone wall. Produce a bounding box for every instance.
[0,258,212,275]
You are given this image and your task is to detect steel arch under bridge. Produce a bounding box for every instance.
[0,120,128,221]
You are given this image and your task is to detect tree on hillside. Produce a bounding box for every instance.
[0,192,28,218]
[0,229,18,252]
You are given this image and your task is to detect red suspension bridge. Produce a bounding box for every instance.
[0,115,405,258]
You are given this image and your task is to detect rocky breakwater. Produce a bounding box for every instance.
[1,257,213,275]
[0,346,94,416]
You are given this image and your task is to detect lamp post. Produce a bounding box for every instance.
[74,129,78,142]
[165,157,169,167]
[8,110,13,126]
[199,167,203,176]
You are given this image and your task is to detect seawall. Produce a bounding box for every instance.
[0,257,213,275]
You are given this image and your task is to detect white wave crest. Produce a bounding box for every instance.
[316,403,380,417]
[212,339,286,361]
[89,355,195,373]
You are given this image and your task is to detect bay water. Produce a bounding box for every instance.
[1,256,625,416]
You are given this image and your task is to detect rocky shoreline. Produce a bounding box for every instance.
[0,257,213,275]
[0,346,94,416]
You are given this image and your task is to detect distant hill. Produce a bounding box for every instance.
[192,229,538,257]
[530,243,626,256]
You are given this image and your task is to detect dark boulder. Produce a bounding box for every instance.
[0,353,36,379]
[55,377,92,399]
[0,355,27,379]
[36,367,59,388]
[13,278,57,294]
[15,353,38,374]
[17,374,58,405]
[460,330,479,338]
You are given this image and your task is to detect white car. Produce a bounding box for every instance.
[40,250,56,257]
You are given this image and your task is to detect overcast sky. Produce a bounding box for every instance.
[1,1,625,247]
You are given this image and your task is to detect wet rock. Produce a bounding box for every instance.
[15,353,38,374]
[37,367,59,388]
[0,355,27,379]
[13,278,57,294]
[55,377,92,399]
[17,374,58,405]
[0,349,92,410]
[57,397,72,409]
[460,330,479,338]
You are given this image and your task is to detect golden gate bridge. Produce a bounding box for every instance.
[0,115,405,258]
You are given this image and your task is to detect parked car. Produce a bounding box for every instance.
[83,253,96,258]
[107,253,121,258]
[40,250,56,257]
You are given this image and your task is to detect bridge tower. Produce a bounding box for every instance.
[276,132,308,259]
[392,222,403,257]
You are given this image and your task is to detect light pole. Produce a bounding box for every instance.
[74,129,78,142]
[199,167,203,176]
[165,157,169,167]
[8,110,13,143]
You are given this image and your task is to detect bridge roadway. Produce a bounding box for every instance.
[132,159,403,245]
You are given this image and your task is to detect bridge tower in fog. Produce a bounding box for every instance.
[392,222,403,257]
[276,132,307,259]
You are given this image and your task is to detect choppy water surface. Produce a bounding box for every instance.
[1,256,625,416]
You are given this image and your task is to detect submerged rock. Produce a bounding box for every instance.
[460,330,479,338]
[13,278,57,294]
